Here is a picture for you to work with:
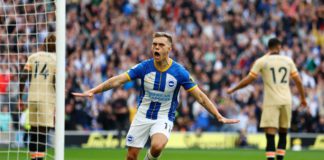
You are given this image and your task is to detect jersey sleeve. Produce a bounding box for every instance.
[289,59,299,78]
[249,59,262,78]
[179,67,197,91]
[23,55,33,71]
[126,62,146,80]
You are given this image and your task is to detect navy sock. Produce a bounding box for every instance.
[266,134,275,160]
[277,132,287,160]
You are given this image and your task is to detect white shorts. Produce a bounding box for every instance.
[126,117,173,148]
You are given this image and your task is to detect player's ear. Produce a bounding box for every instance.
[167,43,172,52]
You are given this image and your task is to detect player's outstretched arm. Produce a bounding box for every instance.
[189,87,240,124]
[72,73,130,98]
[227,75,256,94]
[292,75,307,107]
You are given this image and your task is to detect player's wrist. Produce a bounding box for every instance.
[228,87,235,94]
[216,115,224,121]
[88,89,95,95]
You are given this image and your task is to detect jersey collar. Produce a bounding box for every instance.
[154,58,173,72]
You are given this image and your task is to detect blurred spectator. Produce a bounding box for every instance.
[0,105,12,132]
[111,88,129,148]
[0,65,10,106]
[97,103,116,130]
[192,101,210,131]
[65,99,78,130]
[317,116,324,133]
[19,107,30,147]
[235,130,248,148]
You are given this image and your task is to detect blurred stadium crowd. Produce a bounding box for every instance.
[1,0,324,134]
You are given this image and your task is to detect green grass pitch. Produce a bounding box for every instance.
[1,148,323,160]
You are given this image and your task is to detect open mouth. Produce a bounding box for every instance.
[154,52,160,57]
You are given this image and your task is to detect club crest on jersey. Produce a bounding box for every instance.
[127,135,134,143]
[168,80,175,87]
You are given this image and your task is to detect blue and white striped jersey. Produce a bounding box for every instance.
[126,59,197,122]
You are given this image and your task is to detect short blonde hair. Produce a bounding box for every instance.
[153,32,173,45]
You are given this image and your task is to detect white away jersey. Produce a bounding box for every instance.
[126,59,197,122]
[24,52,56,103]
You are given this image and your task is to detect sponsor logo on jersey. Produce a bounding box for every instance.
[147,91,171,102]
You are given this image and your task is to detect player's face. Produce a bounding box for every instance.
[152,37,171,62]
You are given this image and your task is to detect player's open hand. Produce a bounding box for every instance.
[72,91,94,98]
[301,99,307,107]
[218,117,240,124]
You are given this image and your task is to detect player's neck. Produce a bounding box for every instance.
[154,58,172,72]
[267,51,279,55]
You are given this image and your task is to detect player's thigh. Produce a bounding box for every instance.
[37,101,55,127]
[279,104,292,128]
[126,119,153,148]
[28,102,38,126]
[260,105,280,128]
[149,120,173,144]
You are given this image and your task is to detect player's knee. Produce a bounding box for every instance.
[126,153,136,160]
[126,149,139,160]
[126,154,136,160]
[151,142,165,154]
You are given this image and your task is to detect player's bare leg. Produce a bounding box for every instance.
[277,128,288,160]
[126,147,141,160]
[144,133,168,160]
[264,127,277,160]
[264,127,277,135]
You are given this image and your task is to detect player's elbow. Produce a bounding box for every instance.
[292,76,302,86]
[110,75,127,88]
[112,81,122,88]
[200,100,208,108]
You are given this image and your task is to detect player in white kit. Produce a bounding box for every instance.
[73,32,239,160]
